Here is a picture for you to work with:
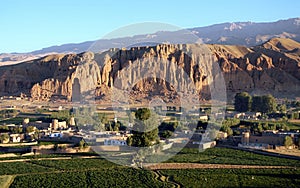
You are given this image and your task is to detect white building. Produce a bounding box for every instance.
[198,141,216,150]
[9,134,22,143]
[49,133,63,138]
[104,139,127,146]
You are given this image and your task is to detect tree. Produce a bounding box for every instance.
[222,118,240,127]
[79,139,86,150]
[0,125,9,132]
[26,126,35,133]
[126,136,133,146]
[234,92,252,112]
[252,94,276,113]
[32,130,40,140]
[291,100,300,108]
[160,130,173,139]
[233,130,241,136]
[277,104,287,113]
[269,123,276,131]
[263,123,269,130]
[106,123,113,131]
[53,143,58,151]
[128,108,159,147]
[226,127,233,136]
[220,125,233,136]
[282,124,290,131]
[257,123,263,133]
[98,113,109,124]
[12,127,23,134]
[0,133,9,143]
[284,136,293,148]
[0,109,18,118]
[159,122,178,132]
[135,108,151,120]
[262,95,277,113]
[251,96,262,112]
[51,110,71,123]
[291,112,299,120]
[112,121,120,132]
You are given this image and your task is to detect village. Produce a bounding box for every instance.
[0,94,299,158]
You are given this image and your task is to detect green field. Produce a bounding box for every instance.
[1,148,299,167]
[160,169,300,188]
[165,147,300,167]
[4,160,300,188]
[10,169,171,188]
[0,147,299,187]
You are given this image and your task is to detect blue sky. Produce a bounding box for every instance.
[1,0,299,53]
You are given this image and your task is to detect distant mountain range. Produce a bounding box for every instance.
[1,17,300,65]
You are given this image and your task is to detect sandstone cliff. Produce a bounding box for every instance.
[0,38,299,102]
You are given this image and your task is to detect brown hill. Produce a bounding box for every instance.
[262,37,300,52]
[0,38,299,102]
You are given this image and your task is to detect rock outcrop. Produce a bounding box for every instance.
[0,38,299,102]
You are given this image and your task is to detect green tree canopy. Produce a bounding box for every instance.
[135,108,151,120]
[277,104,287,113]
[79,139,86,150]
[0,133,9,143]
[251,94,277,113]
[160,130,173,139]
[234,92,252,112]
[26,126,35,133]
[12,127,23,134]
[128,108,159,147]
[98,113,109,124]
[220,125,233,136]
[51,110,71,123]
[284,136,293,148]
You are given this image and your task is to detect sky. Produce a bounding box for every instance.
[1,0,300,53]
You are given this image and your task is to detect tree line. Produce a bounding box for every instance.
[234,92,277,113]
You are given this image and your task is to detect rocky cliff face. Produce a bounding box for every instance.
[0,38,299,102]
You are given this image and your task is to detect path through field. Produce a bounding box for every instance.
[152,170,182,188]
[145,163,294,170]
